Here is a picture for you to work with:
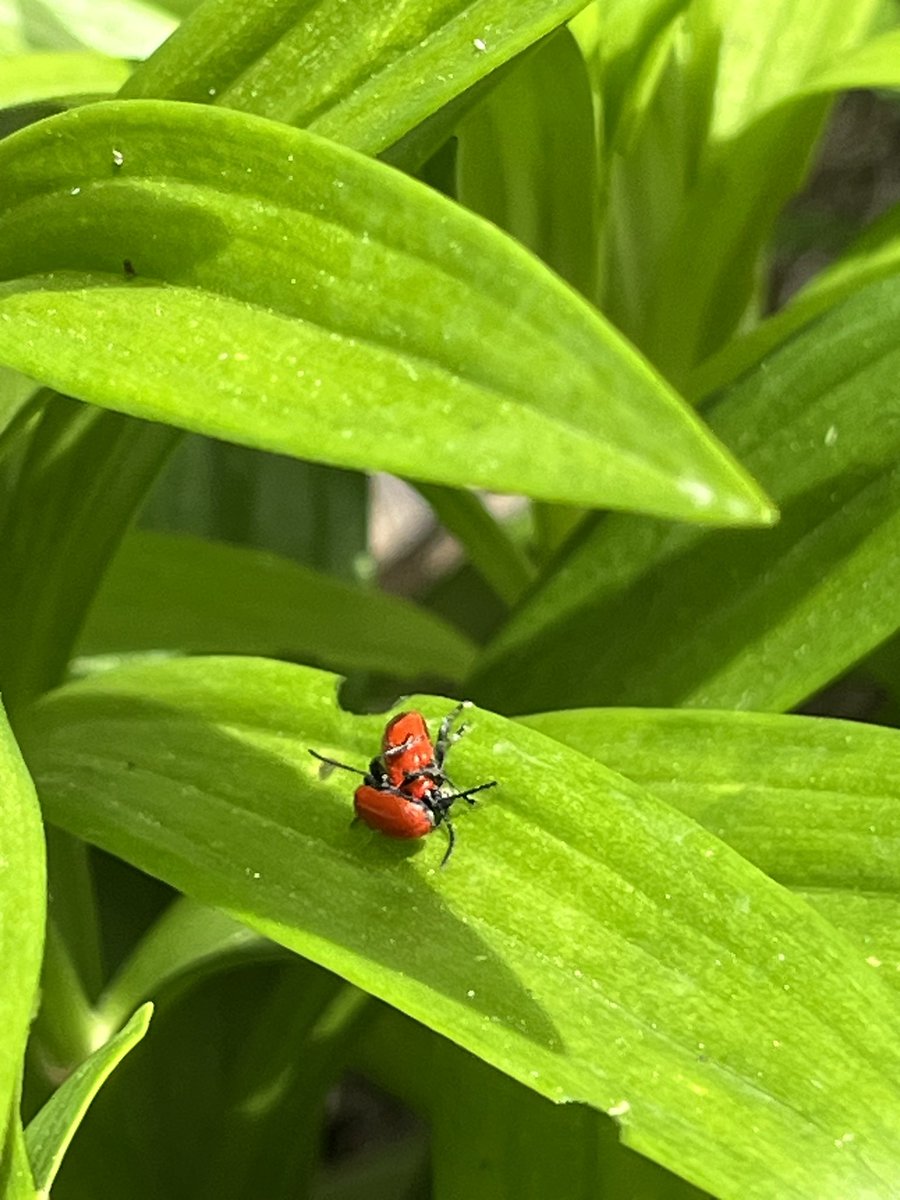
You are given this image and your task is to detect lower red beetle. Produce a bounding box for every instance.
[309,703,496,867]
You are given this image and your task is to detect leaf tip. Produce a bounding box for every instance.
[677,472,778,527]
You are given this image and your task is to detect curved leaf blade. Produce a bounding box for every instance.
[122,0,589,155]
[472,273,900,713]
[20,656,900,1199]
[24,1003,153,1194]
[456,27,598,298]
[96,899,270,1032]
[0,396,177,709]
[0,100,773,524]
[0,700,45,1162]
[690,204,900,401]
[79,531,477,681]
[522,707,900,979]
[0,51,131,107]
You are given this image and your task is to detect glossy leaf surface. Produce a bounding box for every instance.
[523,707,900,983]
[0,701,44,1168]
[80,531,476,681]
[472,275,900,714]
[21,656,900,1199]
[0,100,772,524]
[122,0,589,154]
[24,1003,153,1194]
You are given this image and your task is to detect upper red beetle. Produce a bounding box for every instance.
[309,702,495,866]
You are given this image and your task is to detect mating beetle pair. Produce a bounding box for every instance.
[310,702,496,866]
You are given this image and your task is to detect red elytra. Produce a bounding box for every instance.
[309,703,496,866]
[381,711,435,791]
[352,784,435,840]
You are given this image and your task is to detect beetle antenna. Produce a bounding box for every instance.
[308,749,366,778]
[441,779,497,807]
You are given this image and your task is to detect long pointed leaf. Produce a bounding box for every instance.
[24,1003,153,1194]
[0,100,773,525]
[20,656,900,1199]
[79,531,477,681]
[522,707,900,983]
[0,700,45,1163]
[122,0,589,154]
[472,273,900,714]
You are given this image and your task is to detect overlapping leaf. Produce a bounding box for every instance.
[79,530,476,681]
[472,274,900,714]
[0,701,44,1167]
[0,100,772,524]
[121,0,589,155]
[0,51,130,108]
[24,1004,153,1195]
[20,656,900,1199]
[600,0,882,379]
[523,707,900,986]
[456,27,598,298]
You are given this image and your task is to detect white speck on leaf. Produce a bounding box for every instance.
[112,148,124,167]
[473,36,487,51]
[608,1099,630,1117]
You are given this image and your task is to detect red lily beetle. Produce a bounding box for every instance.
[309,703,495,866]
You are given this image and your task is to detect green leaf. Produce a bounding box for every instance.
[78,530,477,682]
[24,1002,153,1195]
[121,0,590,155]
[456,27,598,299]
[0,1110,34,1200]
[600,0,881,380]
[19,0,176,58]
[521,707,900,983]
[96,898,270,1035]
[413,486,534,608]
[140,436,369,580]
[694,0,877,142]
[690,206,900,401]
[0,51,131,107]
[21,656,900,1199]
[793,27,900,98]
[0,699,45,1161]
[686,25,900,401]
[0,100,773,526]
[0,396,176,709]
[471,274,900,714]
